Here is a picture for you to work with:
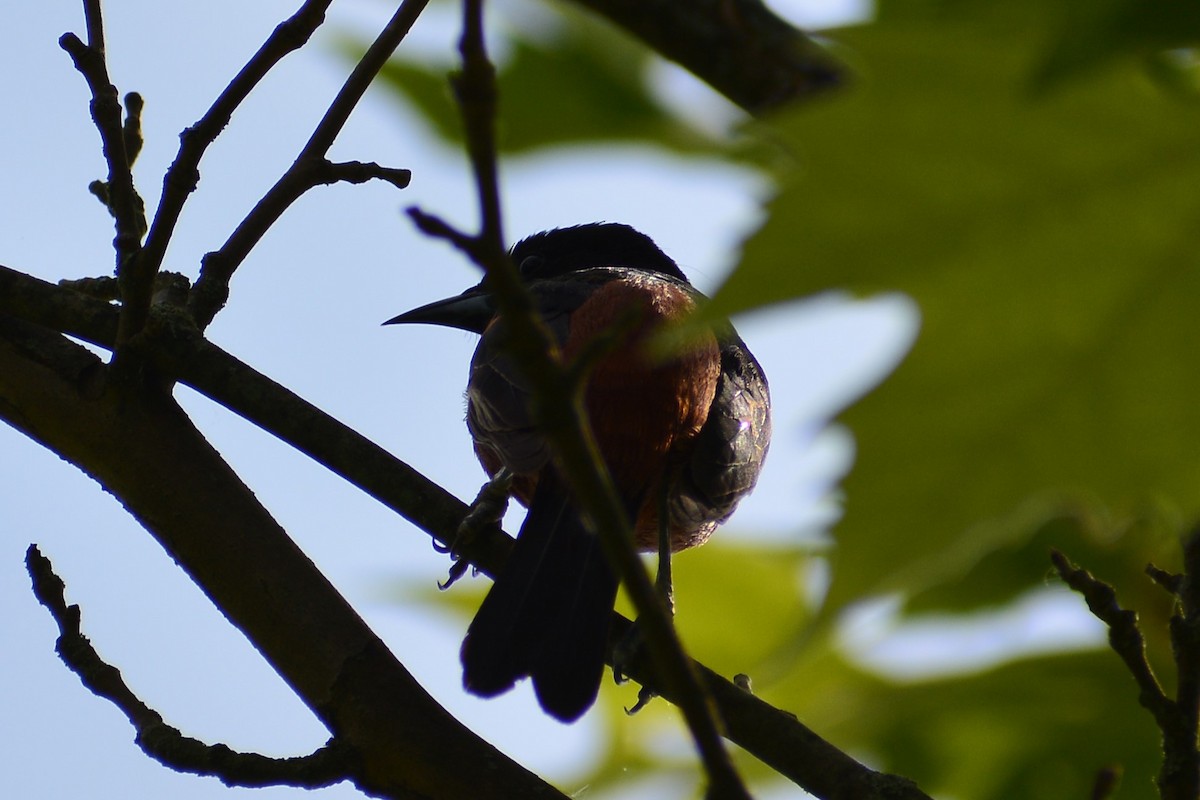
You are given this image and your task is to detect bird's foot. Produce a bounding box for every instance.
[626,685,657,716]
[613,626,665,715]
[612,549,678,711]
[612,622,658,713]
[612,602,679,714]
[437,468,513,590]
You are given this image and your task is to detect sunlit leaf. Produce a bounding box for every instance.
[765,646,1162,800]
[712,11,1200,614]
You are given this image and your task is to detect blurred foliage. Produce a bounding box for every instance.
[718,3,1200,624]
[383,0,1200,798]
[356,5,728,156]
[1033,0,1200,90]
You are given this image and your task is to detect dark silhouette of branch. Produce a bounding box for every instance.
[564,0,844,114]
[139,0,335,309]
[2,262,935,800]
[1051,550,1170,717]
[0,312,565,800]
[60,7,147,345]
[453,0,505,251]
[1053,544,1200,800]
[26,545,354,790]
[188,0,430,330]
[321,160,412,189]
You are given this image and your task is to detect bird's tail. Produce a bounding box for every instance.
[460,468,621,722]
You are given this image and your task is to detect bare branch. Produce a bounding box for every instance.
[26,545,354,790]
[122,91,144,165]
[59,17,147,342]
[1051,550,1171,721]
[408,206,486,259]
[189,0,430,330]
[139,0,334,306]
[454,0,505,250]
[1162,525,1200,798]
[1,261,933,799]
[1053,547,1200,800]
[1147,562,1184,595]
[564,0,844,114]
[82,0,105,55]
[0,312,563,800]
[321,159,413,190]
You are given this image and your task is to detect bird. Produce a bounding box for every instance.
[385,223,771,722]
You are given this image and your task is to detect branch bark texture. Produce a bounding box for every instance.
[0,310,562,800]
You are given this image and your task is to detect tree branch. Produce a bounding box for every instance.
[2,261,935,800]
[26,545,355,790]
[321,160,413,189]
[140,0,335,309]
[60,5,148,344]
[1051,550,1171,721]
[563,0,844,114]
[188,0,430,330]
[0,311,564,800]
[1054,547,1200,800]
[454,0,505,251]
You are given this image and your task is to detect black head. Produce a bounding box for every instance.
[385,223,686,333]
[510,223,688,283]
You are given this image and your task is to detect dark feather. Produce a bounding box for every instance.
[460,469,621,721]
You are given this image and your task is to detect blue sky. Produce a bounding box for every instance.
[2,1,1097,798]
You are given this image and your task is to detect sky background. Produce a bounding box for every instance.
[0,1,1101,797]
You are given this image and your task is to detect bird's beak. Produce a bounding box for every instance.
[383,288,493,334]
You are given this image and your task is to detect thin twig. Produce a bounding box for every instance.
[139,0,334,312]
[83,0,105,56]
[188,0,429,330]
[1051,550,1172,723]
[60,3,147,344]
[1053,547,1200,800]
[454,0,504,250]
[320,160,412,189]
[25,545,354,789]
[1165,526,1200,797]
[1147,562,1184,596]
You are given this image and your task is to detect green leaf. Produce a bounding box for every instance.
[903,499,1180,620]
[657,542,819,674]
[361,13,725,156]
[810,650,1163,800]
[712,12,1200,613]
[1034,0,1200,90]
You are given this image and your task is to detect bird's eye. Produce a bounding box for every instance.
[518,255,545,278]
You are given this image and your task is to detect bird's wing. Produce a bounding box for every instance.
[460,467,620,722]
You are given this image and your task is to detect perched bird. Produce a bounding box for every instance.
[386,223,770,722]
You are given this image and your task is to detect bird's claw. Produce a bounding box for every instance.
[611,621,660,712]
[625,685,657,716]
[437,468,513,589]
[438,558,473,590]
